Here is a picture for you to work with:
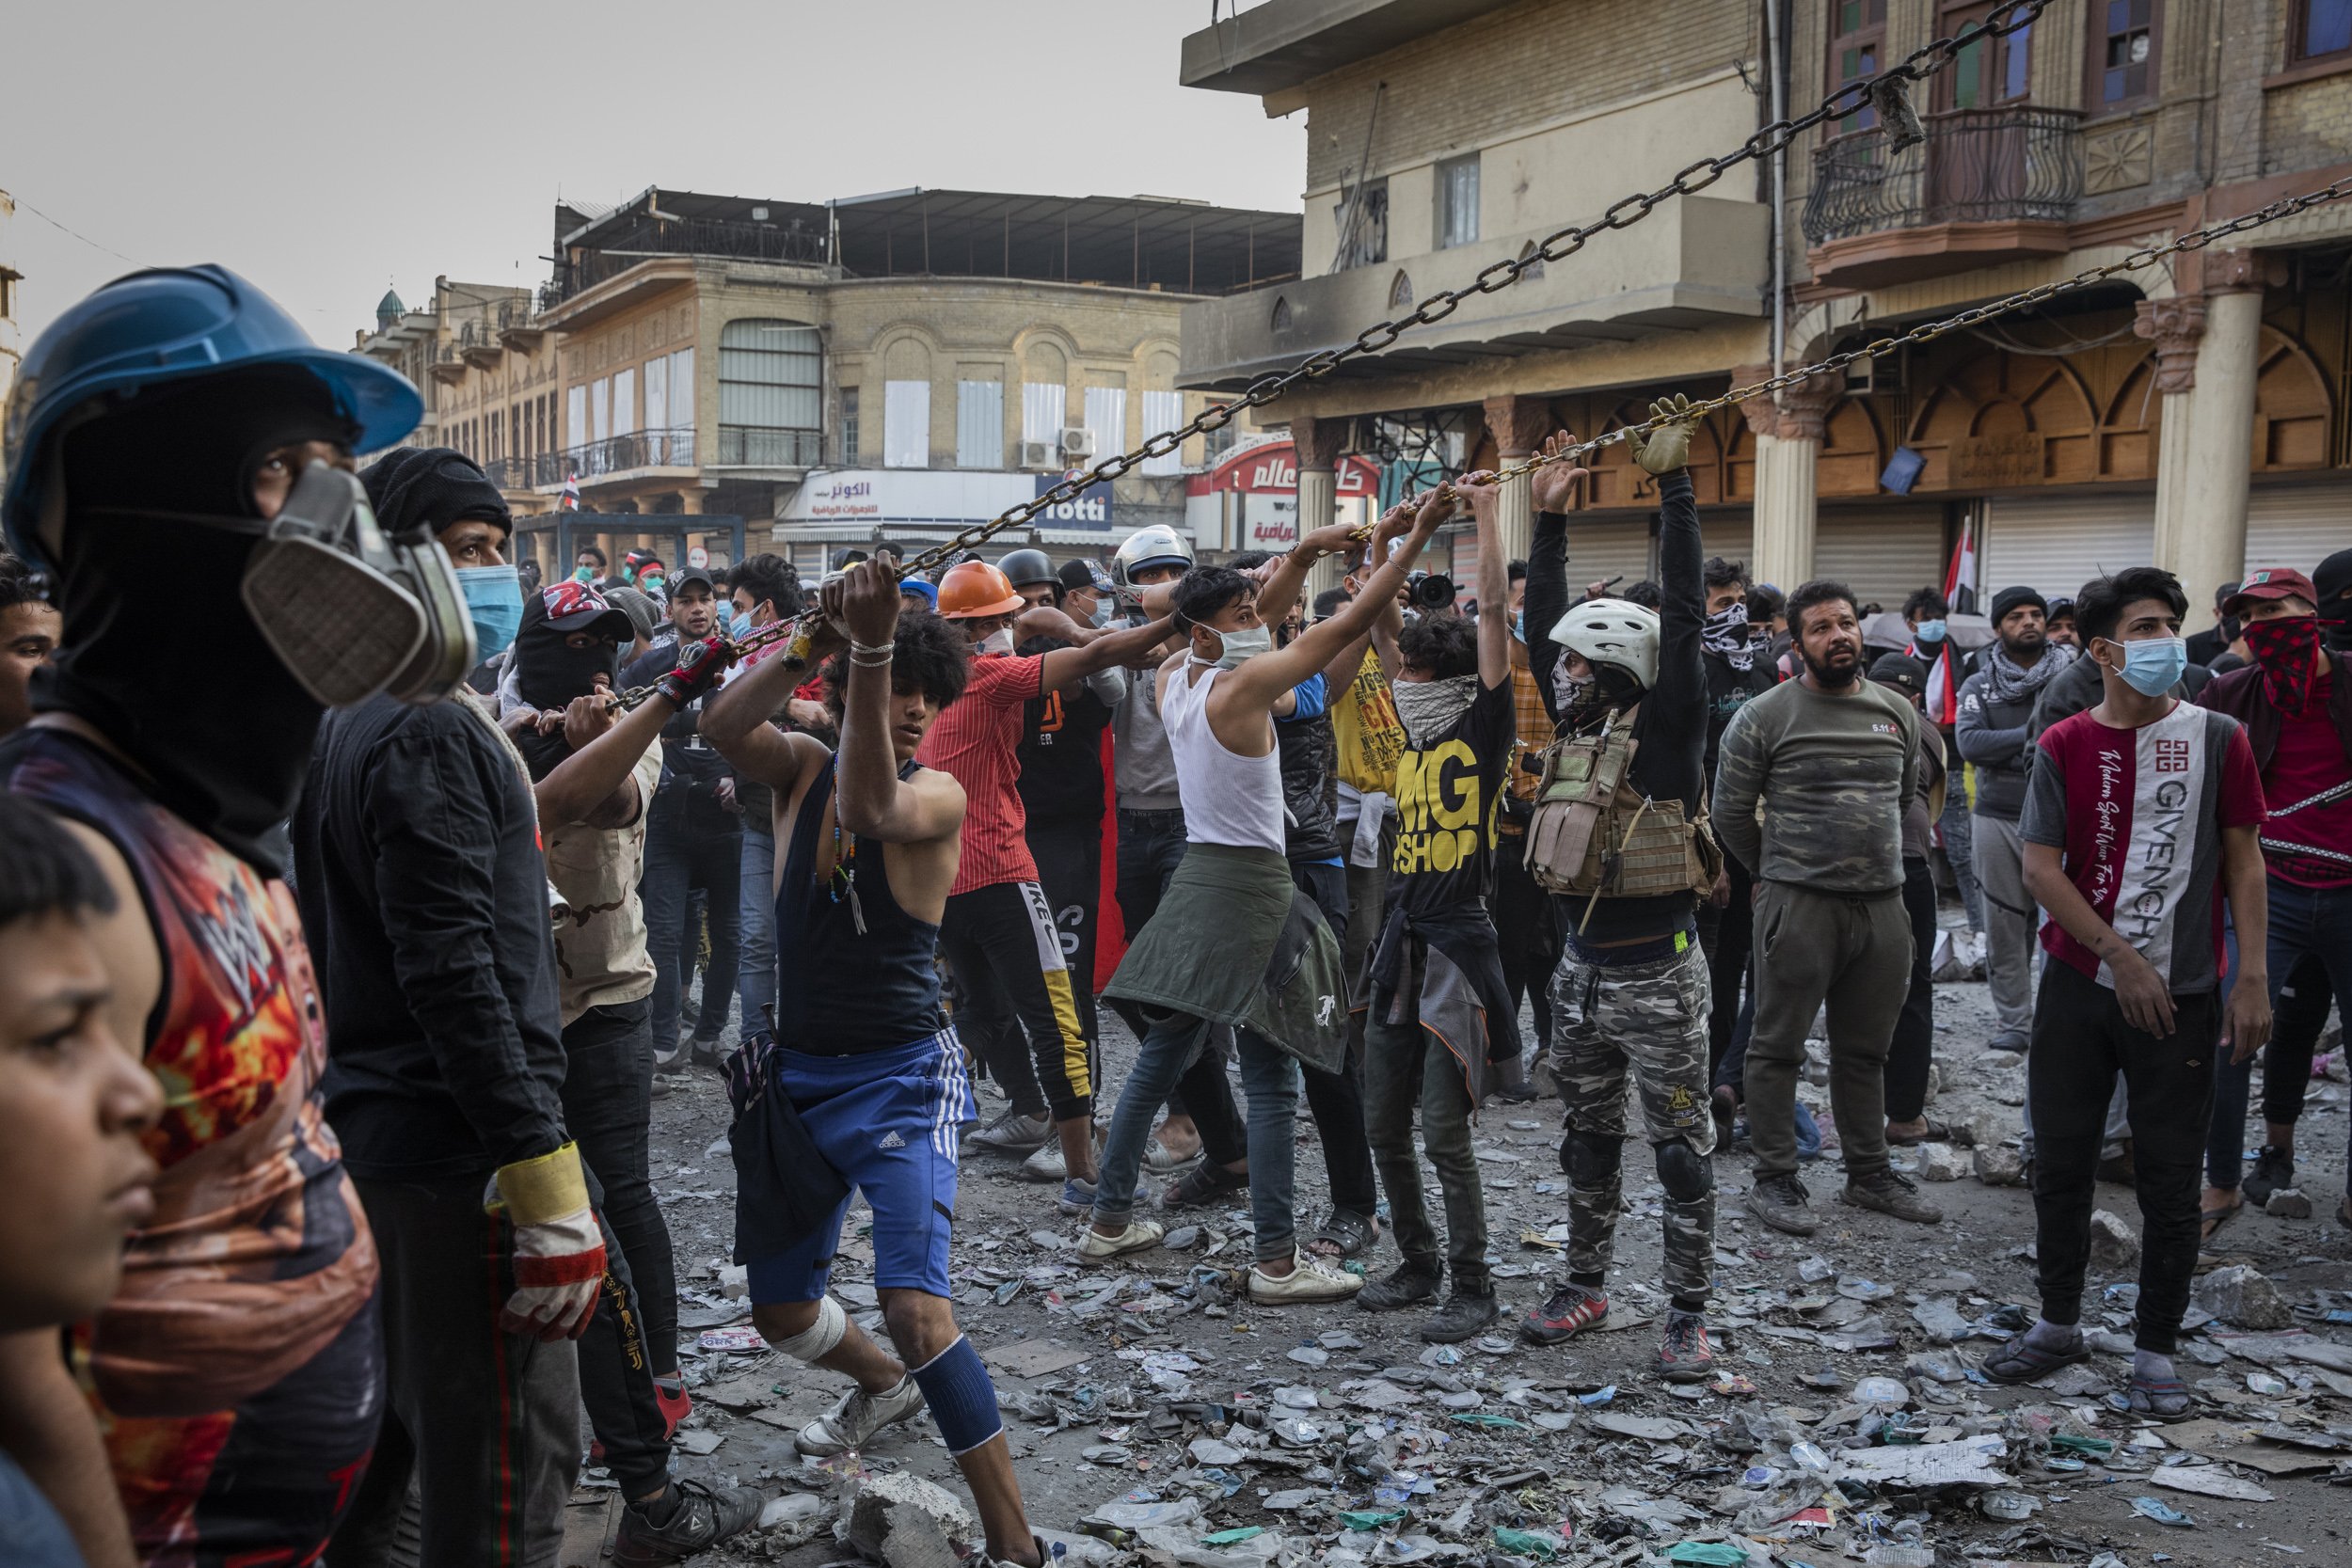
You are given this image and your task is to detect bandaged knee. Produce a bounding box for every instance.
[911,1334,1003,1456]
[1654,1139,1715,1202]
[767,1294,847,1363]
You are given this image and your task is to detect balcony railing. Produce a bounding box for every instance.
[550,216,830,304]
[715,426,823,467]
[533,427,697,486]
[1803,107,2083,246]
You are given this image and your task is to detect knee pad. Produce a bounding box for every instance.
[767,1294,847,1363]
[1655,1140,1714,1203]
[1560,1128,1622,1186]
[911,1334,1003,1456]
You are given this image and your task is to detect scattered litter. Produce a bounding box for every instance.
[2151,1467,2274,1503]
[695,1326,766,1353]
[2130,1496,2196,1528]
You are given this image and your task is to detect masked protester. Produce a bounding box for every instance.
[1515,401,1723,1379]
[0,264,412,1565]
[1714,578,1941,1239]
[2194,567,2352,1237]
[291,447,751,1566]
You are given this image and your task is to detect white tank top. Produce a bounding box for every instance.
[1161,660,1284,853]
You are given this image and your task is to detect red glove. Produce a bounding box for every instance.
[657,636,732,709]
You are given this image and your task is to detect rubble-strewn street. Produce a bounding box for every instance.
[580,953,2350,1568]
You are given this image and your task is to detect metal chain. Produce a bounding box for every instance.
[1472,174,2352,493]
[612,0,2053,708]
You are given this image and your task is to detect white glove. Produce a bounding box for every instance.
[485,1142,606,1341]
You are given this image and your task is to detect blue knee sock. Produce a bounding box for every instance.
[912,1334,1003,1456]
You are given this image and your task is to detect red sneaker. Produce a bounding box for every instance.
[1520,1282,1609,1345]
[1655,1310,1715,1383]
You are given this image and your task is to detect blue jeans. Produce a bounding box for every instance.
[641,799,741,1048]
[738,828,777,1036]
[1094,1007,1299,1263]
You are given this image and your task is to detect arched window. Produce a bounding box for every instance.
[719,319,822,467]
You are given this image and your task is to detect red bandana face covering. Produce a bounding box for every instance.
[2242,613,2323,717]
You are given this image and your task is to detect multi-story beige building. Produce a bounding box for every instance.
[0,189,20,421]
[1179,0,2352,623]
[432,187,1300,579]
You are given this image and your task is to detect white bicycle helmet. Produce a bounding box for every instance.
[1111,524,1194,588]
[1549,596,1660,689]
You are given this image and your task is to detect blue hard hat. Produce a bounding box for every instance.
[3,263,424,569]
[899,576,939,609]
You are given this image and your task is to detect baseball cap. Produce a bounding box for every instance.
[668,566,720,598]
[2222,567,2318,618]
[1868,652,1930,697]
[538,579,634,641]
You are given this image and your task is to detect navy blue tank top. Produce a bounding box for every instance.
[771,754,946,1054]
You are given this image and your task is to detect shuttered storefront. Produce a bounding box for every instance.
[1979,492,2155,603]
[1815,504,1948,609]
[1696,509,1754,579]
[2245,480,2352,578]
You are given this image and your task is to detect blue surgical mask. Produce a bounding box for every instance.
[2108,635,2186,697]
[456,565,523,661]
[1209,623,1274,671]
[1914,618,1947,642]
[1511,610,1526,642]
[728,608,755,641]
[1089,598,1114,629]
[572,565,596,584]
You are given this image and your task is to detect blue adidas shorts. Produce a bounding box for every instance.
[744,1029,977,1304]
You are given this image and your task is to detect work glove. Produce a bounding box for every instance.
[485,1142,606,1341]
[657,636,733,709]
[1625,394,1697,478]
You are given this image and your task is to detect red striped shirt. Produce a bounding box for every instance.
[918,653,1046,895]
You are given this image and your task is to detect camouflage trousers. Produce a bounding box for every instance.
[1548,939,1716,1301]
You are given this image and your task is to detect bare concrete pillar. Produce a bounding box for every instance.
[1293,414,1348,599]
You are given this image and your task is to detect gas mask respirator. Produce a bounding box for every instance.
[239,461,476,706]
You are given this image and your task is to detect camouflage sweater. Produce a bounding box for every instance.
[1711,675,1918,896]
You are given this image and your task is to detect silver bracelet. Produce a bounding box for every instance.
[850,640,897,657]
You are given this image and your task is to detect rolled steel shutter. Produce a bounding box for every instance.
[1816,504,1948,610]
[1979,492,2156,605]
[2245,480,2352,578]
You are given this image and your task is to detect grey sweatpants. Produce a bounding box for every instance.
[1745,880,1914,1182]
[1971,813,2036,1035]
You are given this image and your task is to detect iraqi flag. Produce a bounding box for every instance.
[560,473,580,512]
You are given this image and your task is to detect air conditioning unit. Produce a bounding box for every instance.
[1059,427,1097,458]
[1020,440,1060,470]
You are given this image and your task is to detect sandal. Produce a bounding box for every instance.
[1309,1208,1381,1259]
[2125,1373,2194,1419]
[1980,1329,2090,1386]
[2199,1196,2240,1244]
[1162,1161,1247,1211]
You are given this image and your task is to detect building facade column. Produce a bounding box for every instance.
[1739,366,1840,592]
[1483,393,1552,571]
[2140,253,2264,630]
[1291,414,1348,599]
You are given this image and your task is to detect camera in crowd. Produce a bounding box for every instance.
[1409,570,1457,612]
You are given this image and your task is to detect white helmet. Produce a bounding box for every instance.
[1111,524,1194,588]
[1549,596,1660,689]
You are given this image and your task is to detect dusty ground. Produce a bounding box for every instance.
[566,921,2352,1568]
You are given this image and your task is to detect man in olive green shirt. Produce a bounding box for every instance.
[1712,579,1942,1236]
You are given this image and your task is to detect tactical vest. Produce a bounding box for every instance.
[1524,713,1720,927]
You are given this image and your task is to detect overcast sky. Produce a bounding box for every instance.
[4,1,1304,345]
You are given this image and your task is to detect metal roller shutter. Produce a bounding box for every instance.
[1979,493,2154,604]
[1816,505,1947,609]
[1559,517,1654,594]
[2245,481,2352,578]
[1693,508,1755,578]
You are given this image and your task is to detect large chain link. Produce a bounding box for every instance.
[612,1,2053,708]
[1474,174,2352,492]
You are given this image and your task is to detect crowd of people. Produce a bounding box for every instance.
[0,264,2347,1568]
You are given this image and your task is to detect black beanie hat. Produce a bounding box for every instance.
[358,446,511,539]
[1989,585,2046,626]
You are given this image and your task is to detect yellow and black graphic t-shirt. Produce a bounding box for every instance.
[1391,676,1514,916]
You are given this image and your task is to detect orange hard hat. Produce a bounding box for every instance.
[936,560,1024,619]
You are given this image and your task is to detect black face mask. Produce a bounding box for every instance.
[35,367,356,874]
[509,593,620,780]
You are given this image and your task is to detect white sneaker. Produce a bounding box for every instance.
[965,1108,1052,1155]
[1077,1220,1164,1261]
[1248,1246,1365,1304]
[1021,1139,1067,1182]
[793,1373,926,1457]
